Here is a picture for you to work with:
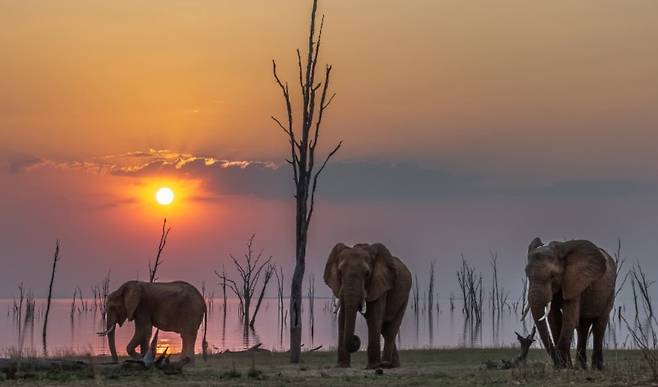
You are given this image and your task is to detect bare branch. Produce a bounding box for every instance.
[272,60,300,186]
[311,15,325,81]
[322,92,336,110]
[297,49,305,97]
[310,65,333,151]
[149,218,171,283]
[307,141,342,225]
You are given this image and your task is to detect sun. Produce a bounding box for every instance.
[155,187,174,205]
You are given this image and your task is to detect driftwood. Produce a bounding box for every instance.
[485,327,537,370]
[221,343,270,354]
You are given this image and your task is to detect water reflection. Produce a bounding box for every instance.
[0,297,638,357]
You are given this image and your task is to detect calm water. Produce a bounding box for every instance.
[0,297,637,357]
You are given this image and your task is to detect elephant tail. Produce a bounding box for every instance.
[202,305,209,361]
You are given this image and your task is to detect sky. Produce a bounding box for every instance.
[1,0,658,299]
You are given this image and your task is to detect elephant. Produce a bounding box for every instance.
[98,280,208,364]
[525,237,616,369]
[324,242,412,369]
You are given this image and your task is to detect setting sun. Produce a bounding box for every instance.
[156,187,174,205]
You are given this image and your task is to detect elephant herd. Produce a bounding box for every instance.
[100,237,617,370]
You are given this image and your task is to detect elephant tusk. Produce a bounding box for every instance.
[331,297,341,314]
[96,325,115,336]
[538,301,552,322]
[360,299,367,315]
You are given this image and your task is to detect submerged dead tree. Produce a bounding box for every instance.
[271,0,341,363]
[214,235,275,329]
[42,239,60,357]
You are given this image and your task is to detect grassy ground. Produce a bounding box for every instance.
[1,348,657,386]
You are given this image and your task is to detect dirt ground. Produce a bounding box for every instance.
[1,348,657,386]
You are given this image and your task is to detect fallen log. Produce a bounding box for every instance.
[1,331,190,379]
[484,327,537,370]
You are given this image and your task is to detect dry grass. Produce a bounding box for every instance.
[1,348,656,386]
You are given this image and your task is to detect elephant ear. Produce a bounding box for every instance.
[123,282,142,321]
[528,237,544,255]
[324,243,348,298]
[557,240,607,300]
[364,243,395,302]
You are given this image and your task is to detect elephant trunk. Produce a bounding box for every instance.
[529,289,556,364]
[341,285,363,354]
[342,301,361,353]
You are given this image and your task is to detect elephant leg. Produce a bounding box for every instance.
[381,324,399,369]
[366,299,385,369]
[576,320,591,369]
[139,324,153,357]
[556,300,580,368]
[591,317,607,370]
[182,330,198,365]
[382,303,406,368]
[126,335,142,359]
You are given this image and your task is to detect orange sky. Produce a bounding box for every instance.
[3,1,658,177]
[2,1,658,297]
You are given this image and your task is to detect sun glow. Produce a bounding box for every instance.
[156,187,174,205]
[135,179,201,217]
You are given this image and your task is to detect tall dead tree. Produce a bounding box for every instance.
[272,0,341,363]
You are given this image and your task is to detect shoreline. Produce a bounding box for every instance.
[1,348,654,386]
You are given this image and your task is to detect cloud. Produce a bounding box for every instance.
[7,155,43,173]
[517,178,658,197]
[7,148,658,202]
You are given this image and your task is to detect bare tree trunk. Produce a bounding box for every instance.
[42,240,60,357]
[221,265,227,317]
[272,0,341,363]
[289,224,307,362]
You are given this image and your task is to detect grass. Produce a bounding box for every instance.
[0,348,656,386]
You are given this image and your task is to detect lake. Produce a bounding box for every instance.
[0,297,638,357]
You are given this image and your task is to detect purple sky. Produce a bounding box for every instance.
[2,0,658,299]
